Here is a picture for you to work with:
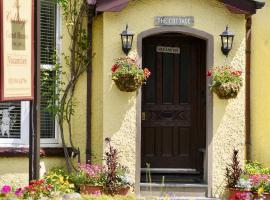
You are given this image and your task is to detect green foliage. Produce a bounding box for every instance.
[41,0,92,172]
[69,171,106,186]
[43,167,75,194]
[112,57,149,82]
[244,161,270,175]
[22,180,53,200]
[209,66,243,86]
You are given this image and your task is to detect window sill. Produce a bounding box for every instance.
[0,147,74,157]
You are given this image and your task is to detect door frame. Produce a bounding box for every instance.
[135,26,214,197]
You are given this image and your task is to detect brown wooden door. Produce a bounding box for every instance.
[141,33,206,174]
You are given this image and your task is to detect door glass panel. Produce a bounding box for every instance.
[180,46,190,103]
[163,53,174,103]
[144,45,156,103]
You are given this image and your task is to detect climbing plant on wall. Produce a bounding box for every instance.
[41,0,94,172]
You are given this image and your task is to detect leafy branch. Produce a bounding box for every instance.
[42,0,93,173]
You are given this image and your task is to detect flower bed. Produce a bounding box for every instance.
[226,150,270,200]
[0,139,133,199]
[70,138,133,196]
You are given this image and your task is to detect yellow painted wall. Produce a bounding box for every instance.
[92,15,104,164]
[0,158,66,187]
[91,0,246,197]
[251,2,270,166]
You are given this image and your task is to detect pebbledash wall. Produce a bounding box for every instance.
[251,2,270,166]
[92,0,246,197]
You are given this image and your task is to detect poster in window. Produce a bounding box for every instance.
[0,0,34,101]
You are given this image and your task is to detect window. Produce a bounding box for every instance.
[0,0,60,147]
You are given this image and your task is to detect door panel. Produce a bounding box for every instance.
[141,33,206,173]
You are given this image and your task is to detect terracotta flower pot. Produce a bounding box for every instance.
[229,188,252,199]
[253,192,270,200]
[117,187,130,195]
[79,185,103,195]
[103,187,130,196]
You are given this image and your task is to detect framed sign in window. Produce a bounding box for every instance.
[0,0,34,101]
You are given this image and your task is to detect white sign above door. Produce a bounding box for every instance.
[156,46,180,54]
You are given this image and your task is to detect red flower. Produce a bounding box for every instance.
[207,70,212,77]
[143,68,151,78]
[232,70,242,76]
[111,64,119,72]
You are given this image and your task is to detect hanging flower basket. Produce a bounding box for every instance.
[207,66,243,99]
[112,56,151,92]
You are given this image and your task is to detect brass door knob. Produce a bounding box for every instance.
[142,112,146,121]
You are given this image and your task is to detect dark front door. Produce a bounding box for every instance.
[141,33,206,180]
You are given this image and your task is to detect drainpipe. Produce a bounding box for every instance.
[86,3,95,164]
[245,15,252,161]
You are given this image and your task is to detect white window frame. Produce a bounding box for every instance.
[0,101,30,147]
[0,5,62,148]
[40,4,62,147]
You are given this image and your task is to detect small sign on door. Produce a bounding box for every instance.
[156,46,180,54]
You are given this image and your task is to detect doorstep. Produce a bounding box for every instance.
[138,198,219,200]
[140,183,212,198]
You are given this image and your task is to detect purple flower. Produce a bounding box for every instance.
[15,188,23,196]
[87,0,96,5]
[1,185,11,194]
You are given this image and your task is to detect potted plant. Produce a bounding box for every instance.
[103,138,133,195]
[243,161,270,199]
[207,66,243,99]
[111,56,151,92]
[249,174,270,200]
[225,149,252,199]
[70,164,105,195]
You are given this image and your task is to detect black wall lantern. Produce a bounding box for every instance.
[120,25,134,55]
[220,25,235,56]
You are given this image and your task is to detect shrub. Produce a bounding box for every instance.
[244,161,270,175]
[225,149,242,188]
[103,138,133,195]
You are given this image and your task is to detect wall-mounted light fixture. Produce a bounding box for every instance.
[220,25,235,56]
[120,25,134,55]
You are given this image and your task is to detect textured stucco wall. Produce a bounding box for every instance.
[251,2,270,166]
[92,0,246,197]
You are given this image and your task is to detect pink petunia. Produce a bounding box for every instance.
[1,185,11,194]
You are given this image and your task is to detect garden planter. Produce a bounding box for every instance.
[253,192,270,200]
[104,187,130,196]
[212,82,241,99]
[117,187,130,195]
[113,74,143,92]
[229,188,252,199]
[79,185,103,195]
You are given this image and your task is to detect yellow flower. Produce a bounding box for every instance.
[59,176,64,183]
[258,187,264,195]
